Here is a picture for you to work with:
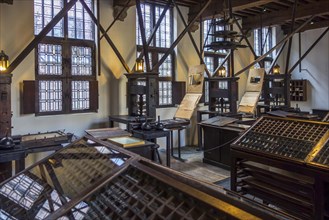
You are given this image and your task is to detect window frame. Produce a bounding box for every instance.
[33,0,98,116]
[254,26,274,69]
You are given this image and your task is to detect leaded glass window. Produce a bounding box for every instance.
[39,80,62,112]
[72,81,90,110]
[254,27,274,69]
[34,0,97,115]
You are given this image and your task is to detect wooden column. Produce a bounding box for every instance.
[0,74,12,182]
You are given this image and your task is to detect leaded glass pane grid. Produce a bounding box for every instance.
[34,0,64,37]
[204,57,213,103]
[38,44,62,75]
[71,46,92,76]
[158,53,172,77]
[159,81,172,105]
[72,81,90,110]
[68,0,94,40]
[254,28,273,69]
[136,4,152,46]
[39,80,63,112]
[155,5,171,48]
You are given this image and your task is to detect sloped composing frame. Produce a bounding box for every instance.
[312,139,329,166]
[232,116,329,161]
[0,137,131,219]
[0,135,292,220]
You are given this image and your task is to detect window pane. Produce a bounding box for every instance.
[68,0,94,40]
[254,27,273,69]
[159,81,172,105]
[38,44,62,75]
[136,4,152,46]
[71,46,92,76]
[204,56,214,73]
[155,5,171,48]
[158,53,172,77]
[204,81,209,103]
[34,0,64,37]
[39,81,62,112]
[72,81,90,110]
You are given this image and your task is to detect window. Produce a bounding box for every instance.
[254,27,275,69]
[203,18,229,103]
[136,3,174,106]
[33,0,97,115]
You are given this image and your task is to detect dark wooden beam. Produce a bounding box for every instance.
[0,0,13,4]
[267,41,286,74]
[242,0,329,30]
[152,0,212,72]
[284,0,298,106]
[174,0,211,77]
[189,0,276,21]
[232,0,278,11]
[80,0,131,73]
[113,0,135,7]
[101,0,132,40]
[288,27,329,74]
[4,0,78,74]
[282,19,329,34]
[234,15,314,77]
[133,0,172,72]
[136,0,151,72]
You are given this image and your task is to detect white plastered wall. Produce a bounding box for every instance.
[287,27,329,112]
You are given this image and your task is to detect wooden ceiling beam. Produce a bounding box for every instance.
[188,0,277,21]
[0,0,13,4]
[242,0,329,30]
[232,0,278,11]
[282,19,329,34]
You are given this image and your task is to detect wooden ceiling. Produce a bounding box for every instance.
[116,0,329,33]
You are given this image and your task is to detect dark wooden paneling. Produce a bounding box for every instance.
[90,80,99,111]
[172,81,185,105]
[22,80,35,114]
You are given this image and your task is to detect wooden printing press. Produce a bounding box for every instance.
[0,135,294,219]
[230,116,329,219]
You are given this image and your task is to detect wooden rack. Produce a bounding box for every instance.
[290,79,307,101]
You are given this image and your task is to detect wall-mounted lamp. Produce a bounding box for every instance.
[0,50,9,72]
[217,66,226,77]
[135,58,144,72]
[273,64,280,74]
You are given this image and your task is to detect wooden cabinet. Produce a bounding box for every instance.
[201,123,245,169]
[290,79,307,101]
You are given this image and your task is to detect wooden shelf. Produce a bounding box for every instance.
[290,79,307,101]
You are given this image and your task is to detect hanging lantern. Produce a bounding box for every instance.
[135,58,144,72]
[217,66,226,77]
[273,64,280,74]
[0,50,9,72]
